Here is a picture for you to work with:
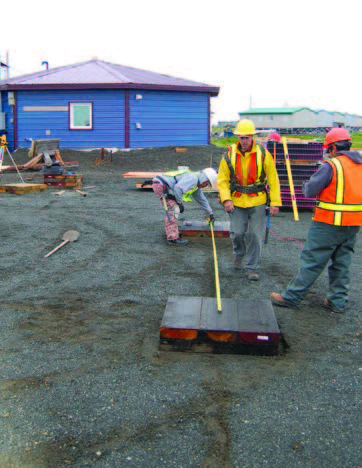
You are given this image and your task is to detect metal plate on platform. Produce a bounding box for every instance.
[161,296,279,333]
[160,296,281,355]
[161,296,202,329]
[181,221,230,238]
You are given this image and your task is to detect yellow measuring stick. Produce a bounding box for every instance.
[282,137,299,221]
[209,220,222,312]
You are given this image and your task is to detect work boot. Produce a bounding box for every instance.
[232,256,242,269]
[247,270,259,281]
[323,298,345,314]
[167,238,189,246]
[270,292,293,308]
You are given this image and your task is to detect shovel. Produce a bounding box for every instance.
[44,230,80,258]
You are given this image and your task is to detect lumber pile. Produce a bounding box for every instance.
[267,141,323,209]
[28,138,60,159]
[44,174,83,189]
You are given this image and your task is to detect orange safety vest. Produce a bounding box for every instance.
[313,155,362,226]
[227,145,265,185]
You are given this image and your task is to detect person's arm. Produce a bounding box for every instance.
[192,188,213,215]
[264,150,282,207]
[217,157,232,203]
[303,163,333,198]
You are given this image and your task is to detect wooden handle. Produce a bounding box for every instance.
[210,223,222,313]
[282,137,299,221]
[44,240,69,258]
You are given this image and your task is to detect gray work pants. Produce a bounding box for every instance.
[282,221,359,310]
[229,204,266,271]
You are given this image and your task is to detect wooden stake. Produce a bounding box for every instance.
[75,189,87,197]
[282,137,299,221]
[209,221,222,312]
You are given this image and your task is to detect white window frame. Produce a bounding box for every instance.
[69,102,93,130]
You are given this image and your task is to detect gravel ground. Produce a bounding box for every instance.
[0,146,360,467]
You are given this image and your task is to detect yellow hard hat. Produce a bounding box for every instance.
[234,119,258,136]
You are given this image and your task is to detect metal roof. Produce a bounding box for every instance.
[239,107,317,115]
[0,59,219,95]
[240,108,362,118]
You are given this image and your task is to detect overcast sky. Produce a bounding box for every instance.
[1,0,360,123]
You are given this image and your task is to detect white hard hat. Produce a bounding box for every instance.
[202,167,218,190]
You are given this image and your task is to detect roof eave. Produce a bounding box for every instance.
[0,83,220,96]
[239,111,294,115]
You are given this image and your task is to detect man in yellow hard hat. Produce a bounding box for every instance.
[217,119,281,280]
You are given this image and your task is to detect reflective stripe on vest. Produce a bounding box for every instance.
[229,144,264,185]
[163,169,198,203]
[315,156,362,226]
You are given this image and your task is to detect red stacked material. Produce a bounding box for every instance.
[267,141,324,209]
[44,174,83,188]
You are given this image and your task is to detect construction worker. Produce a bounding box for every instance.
[218,119,281,280]
[270,128,362,313]
[152,168,218,246]
[269,131,281,143]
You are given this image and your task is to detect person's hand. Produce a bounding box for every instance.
[178,203,185,214]
[223,200,234,212]
[270,206,279,216]
[208,214,215,224]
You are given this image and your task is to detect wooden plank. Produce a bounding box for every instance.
[55,150,65,166]
[159,340,279,355]
[135,183,219,194]
[124,172,162,178]
[22,153,44,169]
[175,148,187,152]
[161,296,202,330]
[136,183,153,190]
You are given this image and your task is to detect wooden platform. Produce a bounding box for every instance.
[160,296,281,355]
[0,183,48,195]
[181,221,230,238]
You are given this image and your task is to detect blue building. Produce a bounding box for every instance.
[0,59,220,152]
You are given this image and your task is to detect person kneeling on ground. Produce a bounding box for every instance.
[270,128,362,313]
[217,119,281,281]
[152,167,218,246]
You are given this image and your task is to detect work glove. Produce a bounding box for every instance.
[178,203,185,214]
[208,214,215,224]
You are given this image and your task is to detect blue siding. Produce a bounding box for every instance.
[16,90,125,149]
[2,92,15,152]
[129,91,209,148]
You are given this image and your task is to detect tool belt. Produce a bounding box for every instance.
[230,183,267,196]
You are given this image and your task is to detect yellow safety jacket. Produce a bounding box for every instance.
[217,141,282,208]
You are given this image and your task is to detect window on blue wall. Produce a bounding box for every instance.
[70,103,93,129]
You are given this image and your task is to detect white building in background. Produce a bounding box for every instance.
[234,107,362,133]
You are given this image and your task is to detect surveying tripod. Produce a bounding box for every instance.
[0,135,24,183]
